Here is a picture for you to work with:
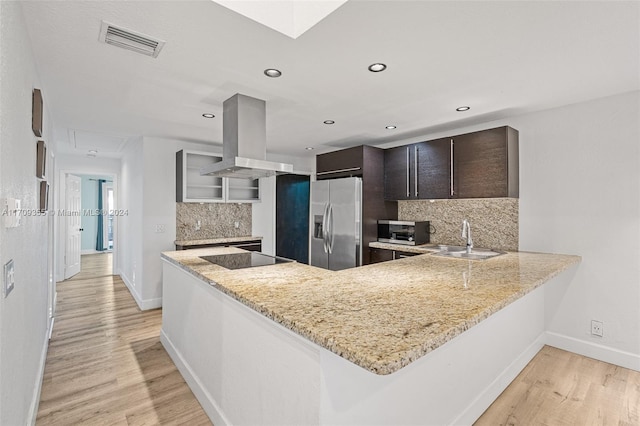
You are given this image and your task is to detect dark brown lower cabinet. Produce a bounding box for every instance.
[175,239,262,251]
[369,248,394,264]
[369,248,421,263]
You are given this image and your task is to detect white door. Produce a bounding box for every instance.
[65,174,82,279]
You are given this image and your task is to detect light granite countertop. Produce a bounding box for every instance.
[174,236,263,246]
[161,247,580,375]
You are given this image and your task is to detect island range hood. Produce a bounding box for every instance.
[200,93,293,179]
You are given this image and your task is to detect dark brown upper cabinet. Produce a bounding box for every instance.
[384,126,519,200]
[384,144,412,200]
[316,145,365,180]
[452,126,519,199]
[384,138,451,200]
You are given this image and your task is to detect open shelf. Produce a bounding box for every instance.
[177,150,260,203]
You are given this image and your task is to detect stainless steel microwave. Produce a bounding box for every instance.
[377,220,430,246]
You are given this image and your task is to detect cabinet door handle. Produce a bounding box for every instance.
[414,146,418,197]
[406,147,410,197]
[316,167,361,176]
[450,139,455,197]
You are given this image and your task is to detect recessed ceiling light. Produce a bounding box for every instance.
[385,125,397,130]
[456,106,470,112]
[264,68,282,78]
[305,147,314,151]
[202,113,215,118]
[323,120,335,125]
[88,149,98,154]
[368,63,387,72]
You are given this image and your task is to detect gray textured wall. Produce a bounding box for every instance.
[176,202,252,240]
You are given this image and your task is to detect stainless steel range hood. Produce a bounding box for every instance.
[200,94,293,179]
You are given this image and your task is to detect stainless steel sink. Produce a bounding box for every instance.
[434,245,467,252]
[433,246,504,260]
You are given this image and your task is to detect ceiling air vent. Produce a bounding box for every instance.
[99,21,165,58]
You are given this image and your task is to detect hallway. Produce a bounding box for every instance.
[36,254,211,425]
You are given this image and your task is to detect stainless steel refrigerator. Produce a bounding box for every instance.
[310,177,362,271]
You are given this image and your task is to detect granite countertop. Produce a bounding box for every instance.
[174,236,263,246]
[161,247,580,375]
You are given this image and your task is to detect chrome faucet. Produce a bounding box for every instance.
[462,219,473,253]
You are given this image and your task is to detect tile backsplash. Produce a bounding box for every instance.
[398,198,518,251]
[176,203,252,241]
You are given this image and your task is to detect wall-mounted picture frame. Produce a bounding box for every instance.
[36,140,46,179]
[32,88,43,137]
[39,180,49,212]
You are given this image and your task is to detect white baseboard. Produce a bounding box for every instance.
[48,316,55,340]
[118,270,162,311]
[118,270,141,308]
[27,328,50,425]
[452,333,546,425]
[545,331,640,372]
[160,330,229,426]
[140,297,162,310]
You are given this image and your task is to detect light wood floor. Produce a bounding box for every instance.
[475,345,640,425]
[64,251,114,281]
[37,255,639,425]
[36,253,211,425]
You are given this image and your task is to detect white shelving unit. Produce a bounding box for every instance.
[227,177,260,202]
[176,150,260,203]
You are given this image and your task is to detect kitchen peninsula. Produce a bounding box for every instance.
[161,247,579,425]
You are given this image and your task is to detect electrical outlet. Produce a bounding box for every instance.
[591,320,603,337]
[4,259,15,297]
[155,224,165,233]
[234,221,240,229]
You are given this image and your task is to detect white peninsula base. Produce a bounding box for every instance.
[161,259,577,425]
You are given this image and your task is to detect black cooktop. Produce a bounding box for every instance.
[200,252,292,270]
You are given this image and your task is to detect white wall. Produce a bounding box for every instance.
[118,138,145,307]
[118,137,223,309]
[0,2,54,424]
[382,91,640,367]
[515,92,639,367]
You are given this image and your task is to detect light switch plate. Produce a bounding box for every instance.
[4,259,15,297]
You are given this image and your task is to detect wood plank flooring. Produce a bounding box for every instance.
[36,254,211,425]
[66,252,113,281]
[475,345,640,425]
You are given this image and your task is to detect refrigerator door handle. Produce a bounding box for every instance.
[327,203,334,254]
[322,203,329,253]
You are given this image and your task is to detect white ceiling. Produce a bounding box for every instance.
[19,1,640,159]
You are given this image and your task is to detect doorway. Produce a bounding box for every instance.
[276,174,310,263]
[76,175,114,254]
[58,171,118,282]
